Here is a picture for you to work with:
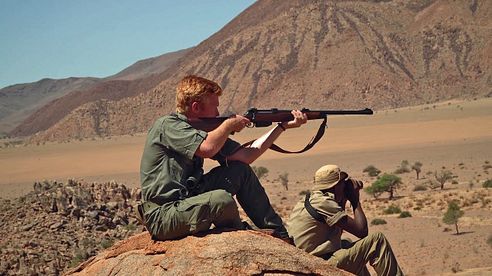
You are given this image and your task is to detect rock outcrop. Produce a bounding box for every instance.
[67,230,348,276]
[0,180,143,275]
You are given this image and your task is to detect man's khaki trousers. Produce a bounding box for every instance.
[327,232,404,276]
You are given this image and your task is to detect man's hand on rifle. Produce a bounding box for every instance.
[225,115,250,133]
[281,110,308,129]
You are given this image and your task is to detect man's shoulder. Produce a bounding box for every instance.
[152,113,187,128]
[310,191,341,212]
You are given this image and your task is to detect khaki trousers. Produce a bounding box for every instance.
[144,161,284,241]
[327,232,404,276]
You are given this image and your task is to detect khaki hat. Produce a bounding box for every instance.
[312,164,348,191]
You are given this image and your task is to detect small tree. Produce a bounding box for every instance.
[363,165,381,177]
[412,161,423,179]
[435,170,454,190]
[365,174,402,199]
[394,160,411,174]
[443,201,464,235]
[278,172,289,191]
[252,166,269,180]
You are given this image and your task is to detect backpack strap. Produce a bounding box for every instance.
[304,193,325,223]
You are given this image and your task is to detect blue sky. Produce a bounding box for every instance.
[0,0,255,89]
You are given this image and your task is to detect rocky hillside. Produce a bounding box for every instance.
[7,48,190,138]
[0,180,142,275]
[30,0,492,142]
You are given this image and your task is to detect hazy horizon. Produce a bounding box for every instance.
[0,0,255,89]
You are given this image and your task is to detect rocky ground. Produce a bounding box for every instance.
[0,180,143,275]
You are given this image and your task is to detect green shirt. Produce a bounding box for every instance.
[140,113,240,204]
[286,190,347,256]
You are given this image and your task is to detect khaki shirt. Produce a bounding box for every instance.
[286,190,347,256]
[140,113,240,204]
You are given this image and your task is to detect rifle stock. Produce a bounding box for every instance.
[188,107,373,131]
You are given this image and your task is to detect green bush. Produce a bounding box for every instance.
[398,211,412,218]
[69,248,89,268]
[483,179,492,188]
[124,223,137,231]
[443,201,464,235]
[371,218,387,225]
[100,238,114,249]
[365,174,402,199]
[487,235,492,247]
[363,165,381,177]
[383,205,401,214]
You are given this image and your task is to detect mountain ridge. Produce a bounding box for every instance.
[18,0,492,142]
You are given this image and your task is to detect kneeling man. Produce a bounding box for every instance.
[287,165,404,276]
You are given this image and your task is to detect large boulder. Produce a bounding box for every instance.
[66,229,348,275]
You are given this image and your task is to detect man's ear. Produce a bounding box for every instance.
[190,101,201,113]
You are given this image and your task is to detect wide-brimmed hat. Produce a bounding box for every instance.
[312,164,348,191]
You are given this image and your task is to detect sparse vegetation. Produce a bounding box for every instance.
[252,166,269,179]
[363,165,381,177]
[383,204,401,214]
[371,218,387,225]
[483,179,492,188]
[69,248,89,268]
[365,174,402,199]
[100,238,114,249]
[124,223,137,232]
[394,160,411,174]
[278,172,289,191]
[398,211,412,218]
[435,170,454,190]
[413,184,427,191]
[412,161,423,179]
[443,201,464,235]
[487,235,492,248]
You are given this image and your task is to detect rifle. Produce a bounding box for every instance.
[188,107,373,154]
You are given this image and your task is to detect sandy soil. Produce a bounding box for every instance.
[1,98,491,275]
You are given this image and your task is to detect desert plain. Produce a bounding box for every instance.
[1,98,491,275]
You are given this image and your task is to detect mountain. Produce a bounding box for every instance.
[29,0,492,142]
[4,48,190,138]
[107,48,191,81]
[0,77,100,137]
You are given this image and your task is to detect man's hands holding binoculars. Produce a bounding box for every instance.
[344,178,364,209]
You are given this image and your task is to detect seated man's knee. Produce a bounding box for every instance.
[209,189,236,210]
[368,232,388,243]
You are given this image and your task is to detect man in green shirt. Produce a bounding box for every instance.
[139,75,307,241]
[287,164,404,275]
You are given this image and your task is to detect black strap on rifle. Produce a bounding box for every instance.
[304,193,325,223]
[241,116,328,154]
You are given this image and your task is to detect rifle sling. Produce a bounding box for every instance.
[240,116,327,154]
[304,192,325,223]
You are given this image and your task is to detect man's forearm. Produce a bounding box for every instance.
[353,202,368,237]
[195,121,233,158]
[229,124,285,163]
